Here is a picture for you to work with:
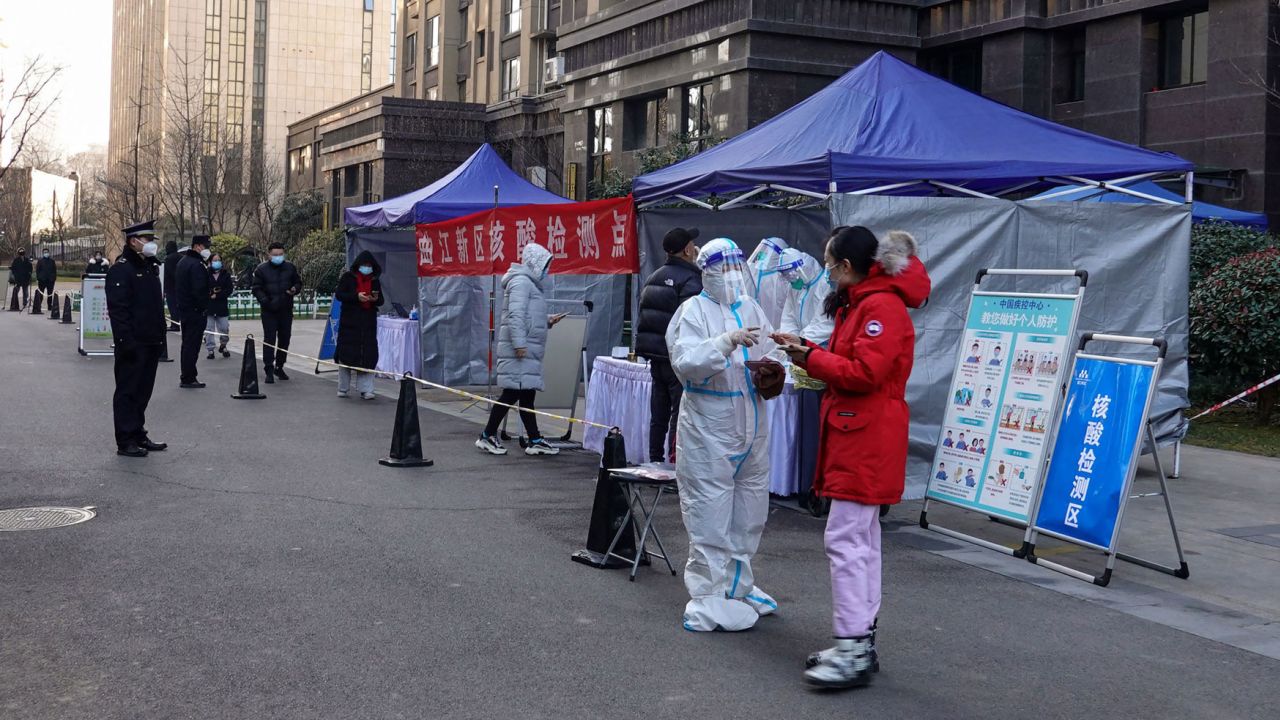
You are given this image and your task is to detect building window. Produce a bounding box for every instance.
[685,83,712,150]
[1159,11,1208,88]
[504,0,522,36]
[923,44,982,93]
[388,0,397,83]
[361,162,374,204]
[1057,30,1086,103]
[426,85,439,100]
[361,0,375,92]
[502,56,521,99]
[403,32,417,70]
[476,30,486,58]
[590,105,614,184]
[426,16,439,67]
[624,94,668,151]
[344,166,358,197]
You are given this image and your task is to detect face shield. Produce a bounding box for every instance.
[697,238,749,305]
[777,249,809,289]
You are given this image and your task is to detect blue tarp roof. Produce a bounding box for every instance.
[1030,181,1268,229]
[344,143,568,227]
[632,52,1193,203]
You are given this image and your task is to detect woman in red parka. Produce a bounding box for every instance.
[773,225,931,690]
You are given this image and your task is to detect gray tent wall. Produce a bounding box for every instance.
[638,208,831,279]
[347,227,625,387]
[830,194,1191,499]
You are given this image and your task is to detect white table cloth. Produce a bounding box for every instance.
[583,357,652,465]
[766,382,803,495]
[375,317,421,378]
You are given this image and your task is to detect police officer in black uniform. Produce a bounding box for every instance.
[106,221,169,457]
[174,234,211,388]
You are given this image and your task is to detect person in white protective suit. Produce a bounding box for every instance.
[777,248,835,346]
[666,237,781,632]
[746,237,790,330]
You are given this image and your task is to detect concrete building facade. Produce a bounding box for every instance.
[108,0,396,233]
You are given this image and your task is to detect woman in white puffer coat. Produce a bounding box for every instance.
[477,242,567,456]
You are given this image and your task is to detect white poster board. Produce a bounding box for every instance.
[78,277,114,356]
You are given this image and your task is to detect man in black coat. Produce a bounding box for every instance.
[106,221,169,457]
[636,227,703,462]
[34,248,57,313]
[8,247,33,310]
[162,240,182,330]
[251,241,302,384]
[174,235,212,388]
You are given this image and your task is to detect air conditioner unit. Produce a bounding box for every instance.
[543,56,564,87]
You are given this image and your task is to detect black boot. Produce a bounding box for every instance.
[264,368,275,384]
[117,442,148,458]
[274,366,290,381]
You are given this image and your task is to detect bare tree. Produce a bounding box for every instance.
[0,55,64,184]
[14,122,68,175]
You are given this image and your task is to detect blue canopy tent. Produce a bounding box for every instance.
[1029,180,1267,229]
[633,52,1192,206]
[344,143,568,227]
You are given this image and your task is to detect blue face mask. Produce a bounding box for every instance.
[825,270,838,289]
[270,255,284,265]
[358,265,373,275]
[211,261,223,270]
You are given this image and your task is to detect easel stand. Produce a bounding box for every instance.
[920,268,1088,555]
[1024,333,1189,587]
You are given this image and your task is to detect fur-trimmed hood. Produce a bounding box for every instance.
[875,230,918,277]
[848,231,930,309]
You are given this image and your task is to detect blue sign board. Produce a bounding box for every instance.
[1034,356,1156,549]
[927,293,1079,522]
[318,298,342,361]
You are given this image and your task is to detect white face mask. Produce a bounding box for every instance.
[200,248,211,260]
[142,241,159,257]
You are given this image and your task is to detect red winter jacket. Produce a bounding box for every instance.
[797,257,931,505]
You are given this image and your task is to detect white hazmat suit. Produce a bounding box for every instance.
[778,248,835,346]
[747,237,790,331]
[666,238,780,632]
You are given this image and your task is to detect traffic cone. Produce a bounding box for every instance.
[30,291,43,315]
[48,293,60,320]
[571,428,638,569]
[60,294,73,324]
[231,336,265,399]
[8,286,18,311]
[379,375,433,467]
[158,330,173,362]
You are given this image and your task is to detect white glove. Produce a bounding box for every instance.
[725,327,760,348]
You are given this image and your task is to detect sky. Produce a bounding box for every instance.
[1,1,113,156]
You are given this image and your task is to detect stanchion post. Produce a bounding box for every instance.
[231,335,266,399]
[379,374,434,468]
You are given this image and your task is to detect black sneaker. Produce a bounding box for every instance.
[220,347,230,358]
[117,442,148,458]
[179,381,207,389]
[264,370,275,384]
[274,367,290,381]
[207,351,215,360]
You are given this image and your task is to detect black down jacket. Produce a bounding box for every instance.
[333,251,384,370]
[635,256,702,360]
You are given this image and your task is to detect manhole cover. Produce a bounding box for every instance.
[0,507,96,531]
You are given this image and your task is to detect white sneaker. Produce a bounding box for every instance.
[803,636,874,689]
[524,438,560,456]
[337,390,349,398]
[476,434,508,455]
[360,392,375,400]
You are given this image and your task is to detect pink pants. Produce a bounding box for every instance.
[825,499,882,637]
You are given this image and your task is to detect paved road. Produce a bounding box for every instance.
[1,310,1277,719]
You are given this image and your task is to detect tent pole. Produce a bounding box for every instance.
[489,184,499,403]
[1184,171,1194,203]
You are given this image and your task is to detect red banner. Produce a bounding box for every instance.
[416,196,638,277]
